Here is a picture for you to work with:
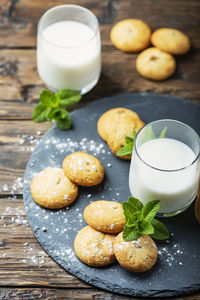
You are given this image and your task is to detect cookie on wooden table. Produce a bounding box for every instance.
[74,226,116,267]
[113,232,157,272]
[195,187,200,224]
[31,168,78,209]
[63,151,104,187]
[97,107,144,159]
[110,19,151,52]
[151,28,191,55]
[136,47,176,81]
[84,200,126,233]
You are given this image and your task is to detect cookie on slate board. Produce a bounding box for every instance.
[195,187,200,224]
[113,232,157,272]
[31,168,78,209]
[84,200,126,233]
[136,47,176,81]
[110,19,151,52]
[74,226,116,267]
[151,28,191,55]
[97,107,144,159]
[63,152,104,187]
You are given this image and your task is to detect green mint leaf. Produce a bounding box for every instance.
[40,89,60,108]
[160,126,167,138]
[142,200,160,222]
[117,142,133,156]
[55,114,71,130]
[122,202,140,223]
[128,197,143,211]
[138,219,154,235]
[125,136,134,143]
[133,128,137,138]
[150,219,170,240]
[138,125,156,146]
[32,103,51,122]
[123,225,141,241]
[56,89,81,108]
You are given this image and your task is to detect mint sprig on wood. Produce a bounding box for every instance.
[32,89,82,130]
[122,197,169,241]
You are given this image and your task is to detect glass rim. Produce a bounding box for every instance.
[38,4,99,49]
[134,119,200,172]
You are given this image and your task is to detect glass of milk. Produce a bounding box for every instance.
[129,119,200,217]
[37,5,101,94]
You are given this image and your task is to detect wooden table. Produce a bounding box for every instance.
[0,0,200,299]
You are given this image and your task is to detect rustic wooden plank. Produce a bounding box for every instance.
[0,197,89,288]
[0,288,200,300]
[1,0,200,48]
[0,49,200,105]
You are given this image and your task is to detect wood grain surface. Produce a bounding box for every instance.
[0,0,200,299]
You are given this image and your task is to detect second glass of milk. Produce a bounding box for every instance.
[37,5,101,94]
[129,119,200,217]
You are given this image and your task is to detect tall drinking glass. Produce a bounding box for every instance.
[37,5,101,94]
[129,119,200,217]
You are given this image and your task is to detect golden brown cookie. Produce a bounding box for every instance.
[113,232,157,272]
[74,226,116,267]
[63,152,104,187]
[84,200,126,233]
[151,28,190,55]
[97,108,144,159]
[136,47,176,81]
[31,168,78,209]
[195,186,200,224]
[110,19,151,52]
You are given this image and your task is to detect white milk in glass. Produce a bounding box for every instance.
[129,138,199,214]
[37,20,101,91]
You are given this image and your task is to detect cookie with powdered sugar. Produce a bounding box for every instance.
[74,226,116,267]
[84,200,126,233]
[113,232,157,272]
[31,168,78,209]
[63,151,104,187]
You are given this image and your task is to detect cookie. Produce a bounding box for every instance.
[151,28,190,55]
[74,226,116,267]
[113,232,157,272]
[31,168,78,209]
[84,200,126,233]
[195,187,200,224]
[97,108,144,159]
[110,19,151,52]
[63,152,104,187]
[136,47,176,81]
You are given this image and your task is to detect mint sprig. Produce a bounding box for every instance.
[117,128,137,157]
[32,89,82,130]
[122,197,169,241]
[118,125,167,157]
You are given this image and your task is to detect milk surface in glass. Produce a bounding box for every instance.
[129,138,199,214]
[37,20,101,92]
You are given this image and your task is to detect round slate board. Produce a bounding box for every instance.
[24,93,200,298]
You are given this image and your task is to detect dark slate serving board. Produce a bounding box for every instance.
[23,93,200,298]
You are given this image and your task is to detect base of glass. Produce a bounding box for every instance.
[156,196,197,217]
[45,76,100,95]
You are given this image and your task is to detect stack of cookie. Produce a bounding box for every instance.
[110,19,190,80]
[97,107,144,159]
[74,200,158,272]
[31,151,104,209]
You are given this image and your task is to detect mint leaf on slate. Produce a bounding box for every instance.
[150,219,170,240]
[117,128,136,157]
[32,89,82,130]
[142,200,160,222]
[160,126,167,138]
[122,198,169,241]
